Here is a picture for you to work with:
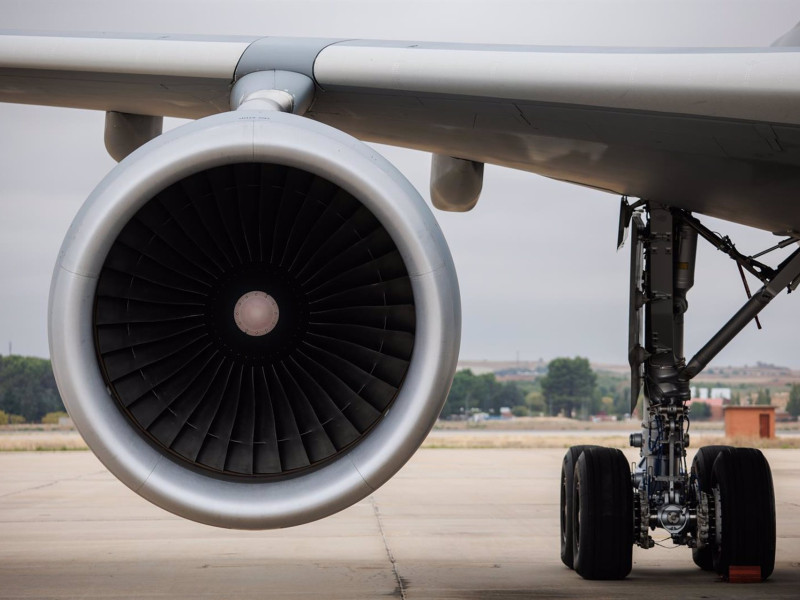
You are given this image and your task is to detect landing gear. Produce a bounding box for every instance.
[560,200,799,581]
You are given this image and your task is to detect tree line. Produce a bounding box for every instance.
[0,355,65,423]
[440,369,526,418]
[442,357,629,419]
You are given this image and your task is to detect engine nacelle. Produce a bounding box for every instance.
[49,111,460,529]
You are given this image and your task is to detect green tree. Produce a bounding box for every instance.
[0,355,64,422]
[729,391,741,406]
[756,388,772,406]
[787,384,800,417]
[540,357,597,418]
[41,411,69,425]
[692,401,712,420]
[607,386,632,417]
[489,382,524,414]
[511,405,529,417]
[525,391,546,414]
[1,387,20,416]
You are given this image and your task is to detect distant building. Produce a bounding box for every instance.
[590,414,617,423]
[495,370,539,382]
[724,406,776,439]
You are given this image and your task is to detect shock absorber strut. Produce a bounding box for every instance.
[673,221,698,371]
[628,204,695,547]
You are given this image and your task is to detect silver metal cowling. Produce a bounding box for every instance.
[48,111,461,529]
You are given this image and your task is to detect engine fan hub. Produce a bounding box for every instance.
[204,260,308,365]
[234,291,279,336]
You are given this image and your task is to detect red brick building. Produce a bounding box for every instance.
[724,406,776,439]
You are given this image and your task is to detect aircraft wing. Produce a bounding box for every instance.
[2,31,800,232]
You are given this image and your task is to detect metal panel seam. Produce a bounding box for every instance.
[350,457,376,492]
[310,39,356,92]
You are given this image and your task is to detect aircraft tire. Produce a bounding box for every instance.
[711,447,775,581]
[691,445,732,570]
[572,447,633,580]
[560,445,600,568]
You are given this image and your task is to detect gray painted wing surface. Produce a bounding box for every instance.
[305,41,800,233]
[1,32,800,231]
[0,32,257,118]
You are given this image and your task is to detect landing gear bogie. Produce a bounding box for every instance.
[558,200,791,581]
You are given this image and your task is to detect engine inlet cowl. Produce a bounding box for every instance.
[49,111,460,529]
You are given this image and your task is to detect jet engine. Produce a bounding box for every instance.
[48,110,460,529]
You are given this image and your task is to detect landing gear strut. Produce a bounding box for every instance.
[560,201,800,580]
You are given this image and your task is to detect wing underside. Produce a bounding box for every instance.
[1,32,799,232]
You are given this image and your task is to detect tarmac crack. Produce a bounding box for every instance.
[370,495,407,600]
[0,470,106,498]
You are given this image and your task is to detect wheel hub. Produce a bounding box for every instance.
[658,503,690,534]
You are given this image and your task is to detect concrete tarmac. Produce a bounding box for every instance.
[1,448,799,599]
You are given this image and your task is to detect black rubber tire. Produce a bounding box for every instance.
[560,445,600,568]
[572,447,633,580]
[690,445,732,570]
[711,447,776,581]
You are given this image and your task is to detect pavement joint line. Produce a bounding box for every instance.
[0,470,106,499]
[370,495,406,600]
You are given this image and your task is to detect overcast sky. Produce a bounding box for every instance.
[2,1,800,367]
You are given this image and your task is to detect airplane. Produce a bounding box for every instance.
[1,17,799,583]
